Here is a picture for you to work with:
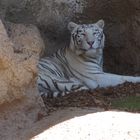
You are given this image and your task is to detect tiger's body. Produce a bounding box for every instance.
[37,20,140,98]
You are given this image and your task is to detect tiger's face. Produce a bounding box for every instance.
[68,20,105,55]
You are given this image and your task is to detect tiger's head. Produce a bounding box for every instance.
[68,20,105,56]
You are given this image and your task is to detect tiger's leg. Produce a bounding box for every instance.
[37,72,88,98]
[89,73,140,89]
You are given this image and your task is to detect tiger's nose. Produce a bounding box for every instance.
[87,41,94,47]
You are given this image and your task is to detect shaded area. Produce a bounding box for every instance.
[112,96,140,111]
[80,0,140,75]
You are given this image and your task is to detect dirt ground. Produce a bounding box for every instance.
[0,83,140,140]
[43,82,140,113]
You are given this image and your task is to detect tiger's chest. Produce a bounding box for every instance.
[64,49,102,79]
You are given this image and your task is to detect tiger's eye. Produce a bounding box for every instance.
[81,33,86,36]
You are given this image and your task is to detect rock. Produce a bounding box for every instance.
[0,20,46,140]
[32,111,140,140]
[0,19,44,104]
[82,0,140,75]
[6,22,45,57]
[0,0,86,55]
[0,86,47,140]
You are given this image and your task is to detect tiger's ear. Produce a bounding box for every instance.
[96,19,104,29]
[68,22,78,32]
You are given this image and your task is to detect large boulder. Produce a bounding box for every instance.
[32,111,140,140]
[0,19,45,104]
[0,0,86,54]
[0,20,46,139]
[6,22,45,57]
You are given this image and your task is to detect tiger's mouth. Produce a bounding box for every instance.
[78,41,96,52]
[79,48,87,51]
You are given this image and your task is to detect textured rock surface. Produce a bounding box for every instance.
[0,0,140,74]
[0,0,86,54]
[82,0,140,75]
[0,19,46,140]
[0,86,47,140]
[0,20,44,104]
[6,22,45,57]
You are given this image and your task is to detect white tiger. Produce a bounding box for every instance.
[37,20,140,98]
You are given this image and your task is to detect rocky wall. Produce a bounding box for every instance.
[0,0,140,74]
